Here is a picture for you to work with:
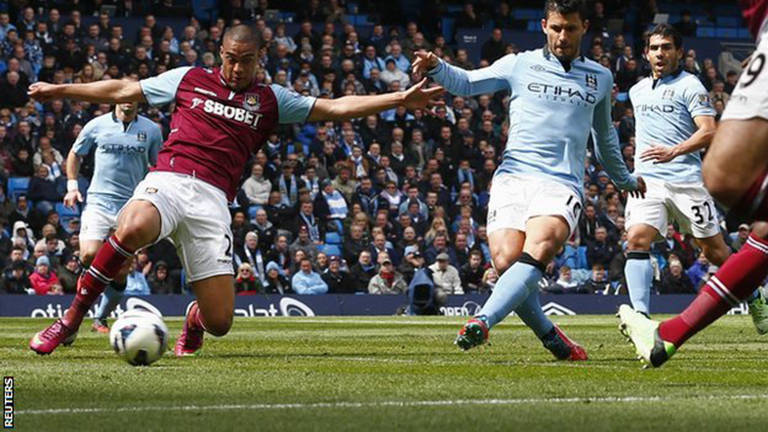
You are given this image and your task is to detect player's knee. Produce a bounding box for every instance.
[752,222,768,240]
[80,250,96,267]
[525,241,558,264]
[491,248,521,275]
[626,230,652,251]
[204,316,232,337]
[703,164,741,208]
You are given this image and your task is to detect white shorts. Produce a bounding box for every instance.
[122,171,234,283]
[625,178,721,239]
[80,206,118,241]
[487,174,582,235]
[722,29,768,121]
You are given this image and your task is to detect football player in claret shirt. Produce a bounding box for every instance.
[28,24,443,356]
[619,0,768,367]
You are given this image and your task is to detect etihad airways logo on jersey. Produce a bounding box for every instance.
[526,83,597,106]
[635,104,675,114]
[192,97,263,129]
[101,144,147,154]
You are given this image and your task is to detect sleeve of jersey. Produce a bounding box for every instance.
[71,119,98,155]
[427,54,515,96]
[684,79,717,118]
[148,125,162,166]
[139,66,193,107]
[271,84,317,124]
[593,74,637,190]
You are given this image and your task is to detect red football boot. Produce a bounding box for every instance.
[29,319,78,355]
[542,325,588,361]
[174,301,205,356]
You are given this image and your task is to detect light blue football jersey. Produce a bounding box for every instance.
[72,112,163,214]
[629,69,716,183]
[429,48,636,198]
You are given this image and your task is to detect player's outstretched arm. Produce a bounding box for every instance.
[412,50,514,97]
[640,116,716,164]
[28,80,146,104]
[307,78,443,122]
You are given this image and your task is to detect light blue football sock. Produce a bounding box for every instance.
[514,290,555,339]
[478,261,543,328]
[625,251,653,315]
[94,282,126,321]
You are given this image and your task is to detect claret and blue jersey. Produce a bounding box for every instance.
[429,47,636,198]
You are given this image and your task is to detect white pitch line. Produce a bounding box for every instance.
[17,394,768,416]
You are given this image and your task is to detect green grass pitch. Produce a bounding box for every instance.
[3,315,768,431]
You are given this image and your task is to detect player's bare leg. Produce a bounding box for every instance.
[703,118,768,213]
[30,200,161,355]
[175,275,235,356]
[457,218,587,360]
[621,118,768,367]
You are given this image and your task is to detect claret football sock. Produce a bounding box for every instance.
[64,235,135,329]
[659,234,768,347]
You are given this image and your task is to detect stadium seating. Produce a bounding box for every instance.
[325,232,342,246]
[7,177,30,202]
[55,203,80,229]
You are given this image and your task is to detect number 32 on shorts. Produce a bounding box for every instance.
[691,202,714,225]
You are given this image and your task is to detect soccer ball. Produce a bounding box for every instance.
[109,309,168,366]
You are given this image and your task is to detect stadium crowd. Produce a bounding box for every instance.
[0,1,751,300]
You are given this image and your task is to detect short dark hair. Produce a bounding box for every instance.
[544,0,587,20]
[645,23,683,50]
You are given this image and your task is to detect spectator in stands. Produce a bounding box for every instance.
[235,263,262,295]
[124,258,151,296]
[398,246,425,284]
[236,231,267,284]
[0,71,28,109]
[241,163,271,206]
[56,254,79,294]
[264,262,292,295]
[686,252,711,290]
[588,226,618,268]
[544,265,580,294]
[266,234,291,275]
[148,261,176,294]
[343,223,368,265]
[368,255,407,295]
[253,209,276,254]
[424,233,454,266]
[480,267,497,294]
[430,252,462,305]
[659,258,695,294]
[460,250,485,293]
[314,178,348,226]
[615,58,642,92]
[481,28,506,63]
[30,255,61,295]
[673,10,697,37]
[580,264,612,295]
[731,223,750,251]
[292,257,328,295]
[290,225,318,262]
[370,232,399,266]
[1,260,30,294]
[322,255,355,294]
[455,2,483,28]
[346,249,375,292]
[27,165,61,215]
[296,200,324,244]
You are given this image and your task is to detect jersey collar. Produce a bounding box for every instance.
[112,111,137,132]
[651,66,683,89]
[542,44,585,72]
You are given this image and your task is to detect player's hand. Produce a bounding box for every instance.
[402,78,444,111]
[27,82,60,102]
[63,190,83,208]
[412,50,440,76]
[640,145,679,164]
[627,176,647,199]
